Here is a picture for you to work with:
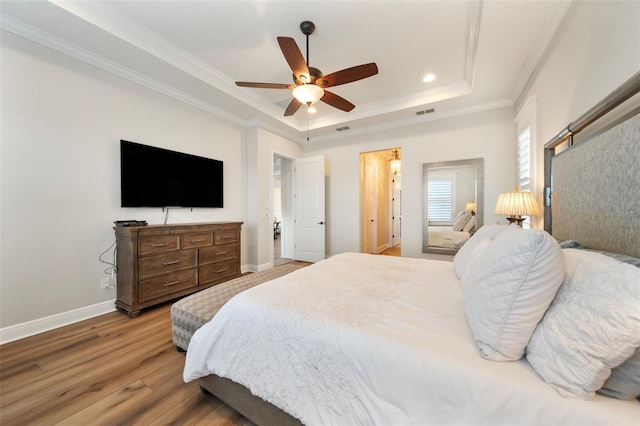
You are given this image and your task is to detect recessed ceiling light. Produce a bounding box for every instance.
[422,73,436,83]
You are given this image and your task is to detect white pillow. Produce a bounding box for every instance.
[452,210,466,223]
[526,249,640,399]
[452,212,471,231]
[461,226,565,361]
[453,224,512,279]
[462,216,476,233]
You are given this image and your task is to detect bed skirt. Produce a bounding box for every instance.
[200,375,302,426]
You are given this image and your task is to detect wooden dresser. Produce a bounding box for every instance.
[114,222,242,317]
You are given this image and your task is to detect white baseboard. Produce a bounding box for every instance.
[0,299,117,345]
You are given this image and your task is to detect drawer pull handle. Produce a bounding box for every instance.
[163,281,180,287]
[215,251,228,256]
[151,243,170,247]
[215,268,228,273]
[162,260,180,266]
[191,239,206,243]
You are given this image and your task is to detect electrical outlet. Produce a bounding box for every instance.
[100,277,111,290]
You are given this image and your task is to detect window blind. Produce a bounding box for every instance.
[518,127,531,192]
[518,127,532,228]
[428,176,454,222]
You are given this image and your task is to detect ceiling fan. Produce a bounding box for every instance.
[235,21,379,116]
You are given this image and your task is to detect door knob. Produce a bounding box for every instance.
[317,221,324,225]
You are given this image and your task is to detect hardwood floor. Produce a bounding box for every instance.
[379,245,401,256]
[0,301,251,425]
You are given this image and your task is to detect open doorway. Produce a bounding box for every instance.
[273,154,295,266]
[359,148,402,256]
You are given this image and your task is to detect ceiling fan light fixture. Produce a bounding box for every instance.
[293,84,324,105]
[307,104,317,113]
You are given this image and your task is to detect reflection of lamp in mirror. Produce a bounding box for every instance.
[389,149,401,175]
[494,188,540,227]
[466,201,476,216]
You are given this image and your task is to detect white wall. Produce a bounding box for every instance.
[516,1,640,228]
[0,31,247,330]
[302,106,517,259]
[245,127,301,271]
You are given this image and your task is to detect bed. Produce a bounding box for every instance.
[427,225,472,249]
[180,72,640,425]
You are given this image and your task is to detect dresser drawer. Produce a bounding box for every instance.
[181,232,213,249]
[138,236,179,256]
[199,259,239,284]
[138,269,197,303]
[199,243,238,265]
[214,229,238,244]
[138,250,196,280]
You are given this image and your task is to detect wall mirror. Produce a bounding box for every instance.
[422,158,484,255]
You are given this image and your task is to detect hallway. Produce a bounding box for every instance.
[380,246,401,257]
[274,235,293,266]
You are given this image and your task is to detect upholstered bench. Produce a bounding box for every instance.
[171,263,306,351]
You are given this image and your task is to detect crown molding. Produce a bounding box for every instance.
[47,0,288,121]
[0,14,249,127]
[509,0,573,102]
[465,0,483,86]
[307,98,514,145]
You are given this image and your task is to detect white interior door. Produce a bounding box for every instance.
[280,158,295,259]
[364,156,376,253]
[295,155,325,262]
[392,174,402,246]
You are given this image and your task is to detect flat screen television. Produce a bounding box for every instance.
[120,140,223,208]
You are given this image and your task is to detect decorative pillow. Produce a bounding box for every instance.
[461,226,565,361]
[526,249,640,399]
[452,210,466,223]
[558,239,581,249]
[452,212,472,232]
[598,348,640,400]
[453,224,513,279]
[462,217,476,233]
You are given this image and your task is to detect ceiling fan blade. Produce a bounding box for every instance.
[317,63,379,88]
[284,98,303,116]
[321,90,355,112]
[277,37,310,82]
[235,82,295,89]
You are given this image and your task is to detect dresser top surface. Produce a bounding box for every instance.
[114,221,243,237]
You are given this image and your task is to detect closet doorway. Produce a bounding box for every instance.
[359,148,402,256]
[273,154,295,266]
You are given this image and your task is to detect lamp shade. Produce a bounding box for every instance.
[466,201,476,212]
[292,84,324,105]
[494,189,540,216]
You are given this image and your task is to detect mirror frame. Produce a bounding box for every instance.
[422,158,484,255]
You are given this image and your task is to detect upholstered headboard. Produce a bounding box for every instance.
[544,72,640,258]
[550,113,640,257]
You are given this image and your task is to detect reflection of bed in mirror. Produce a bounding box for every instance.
[427,226,472,249]
[423,158,484,255]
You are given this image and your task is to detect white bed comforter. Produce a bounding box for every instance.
[184,252,640,426]
[428,226,470,249]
